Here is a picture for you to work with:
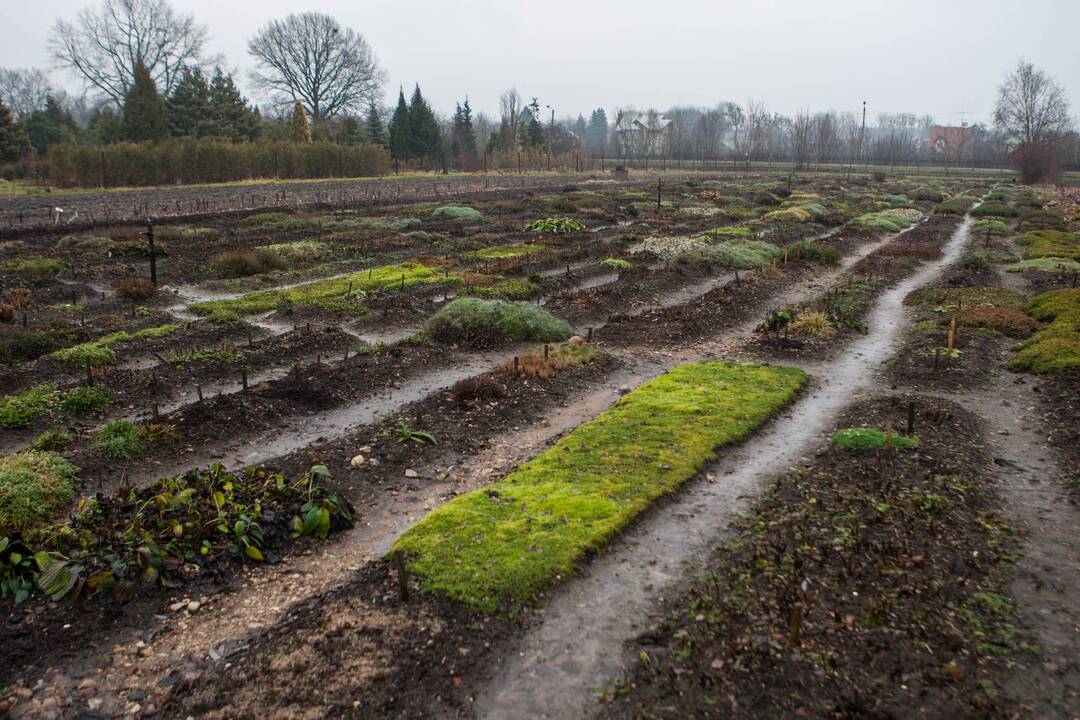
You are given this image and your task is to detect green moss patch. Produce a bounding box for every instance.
[393,361,806,611]
[1015,229,1079,260]
[1011,289,1080,374]
[832,427,919,450]
[432,206,482,220]
[189,262,449,316]
[1005,258,1080,274]
[0,384,60,428]
[466,243,546,261]
[0,451,78,534]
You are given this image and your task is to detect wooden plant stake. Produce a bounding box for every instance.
[197,385,204,403]
[241,368,248,390]
[587,327,593,343]
[513,356,519,374]
[907,401,916,435]
[395,553,410,602]
[947,317,957,351]
[151,402,160,421]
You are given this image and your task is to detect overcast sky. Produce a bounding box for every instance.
[1,0,1077,125]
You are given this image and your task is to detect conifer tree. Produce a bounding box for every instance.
[166,67,211,137]
[24,96,81,155]
[365,99,387,147]
[287,100,312,143]
[388,88,410,160]
[122,60,168,142]
[338,116,364,144]
[407,84,440,159]
[459,98,477,156]
[208,69,261,141]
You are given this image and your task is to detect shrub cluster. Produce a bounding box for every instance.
[423,298,572,348]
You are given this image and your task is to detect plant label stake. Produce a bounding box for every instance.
[144,219,157,286]
[197,385,203,403]
[395,553,410,602]
[544,344,549,360]
[513,356,519,374]
[241,368,248,390]
[151,402,159,421]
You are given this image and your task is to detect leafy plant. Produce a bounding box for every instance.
[61,386,112,416]
[393,420,438,446]
[0,384,59,428]
[0,451,77,534]
[523,217,586,234]
[291,465,354,540]
[95,420,146,460]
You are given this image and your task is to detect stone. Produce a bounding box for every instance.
[404,469,418,478]
[186,600,200,612]
[350,454,365,467]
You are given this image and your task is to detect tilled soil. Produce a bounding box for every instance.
[595,395,1025,720]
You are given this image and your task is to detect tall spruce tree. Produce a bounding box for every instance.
[587,108,608,153]
[287,100,312,143]
[166,67,212,137]
[407,84,440,159]
[122,61,168,142]
[459,98,477,156]
[387,88,410,160]
[365,99,387,147]
[208,69,261,141]
[338,116,364,144]
[24,96,81,156]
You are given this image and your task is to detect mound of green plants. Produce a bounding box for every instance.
[95,420,147,460]
[0,463,352,605]
[904,286,1027,312]
[523,217,586,234]
[0,384,59,429]
[973,219,1011,237]
[1,258,65,283]
[189,261,449,316]
[1005,257,1080,274]
[432,206,482,220]
[600,258,632,271]
[471,279,538,301]
[1011,289,1080,374]
[393,361,806,611]
[832,427,919,450]
[852,209,920,233]
[971,202,1019,218]
[467,243,546,260]
[423,298,571,348]
[792,242,842,265]
[132,323,178,339]
[1015,229,1078,260]
[211,249,284,278]
[704,225,753,239]
[689,239,784,269]
[0,332,59,365]
[60,386,112,416]
[915,188,945,203]
[763,207,812,224]
[260,241,329,264]
[0,451,77,535]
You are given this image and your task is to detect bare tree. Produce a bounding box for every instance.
[789,111,815,171]
[50,0,213,106]
[813,111,839,167]
[0,68,53,118]
[993,60,1071,144]
[248,12,384,131]
[499,88,522,147]
[745,99,770,160]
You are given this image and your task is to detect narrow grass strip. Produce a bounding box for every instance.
[188,262,451,315]
[393,361,806,611]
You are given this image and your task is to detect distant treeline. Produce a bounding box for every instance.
[47,139,390,188]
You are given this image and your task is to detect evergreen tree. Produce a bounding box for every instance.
[407,84,441,160]
[166,67,211,137]
[24,96,81,156]
[459,98,477,156]
[0,96,24,162]
[87,105,125,145]
[122,60,168,142]
[521,98,545,148]
[208,69,261,141]
[587,108,609,153]
[388,88,410,160]
[287,100,312,143]
[365,99,387,147]
[338,116,364,144]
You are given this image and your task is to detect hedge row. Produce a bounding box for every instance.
[47,139,391,188]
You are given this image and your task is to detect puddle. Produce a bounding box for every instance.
[472,211,978,719]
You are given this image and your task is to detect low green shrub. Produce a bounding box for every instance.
[600,258,632,271]
[95,420,146,460]
[0,384,59,428]
[423,298,572,348]
[61,386,112,416]
[0,451,77,534]
[1,258,65,283]
[260,241,329,264]
[211,249,285,278]
[1010,289,1080,373]
[971,202,1019,218]
[1005,258,1080,274]
[793,242,842,265]
[432,206,482,220]
[0,332,59,364]
[915,188,945,203]
[28,430,73,451]
[960,252,990,270]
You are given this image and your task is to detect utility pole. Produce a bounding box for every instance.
[546,104,555,168]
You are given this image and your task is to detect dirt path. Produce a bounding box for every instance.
[472,212,981,719]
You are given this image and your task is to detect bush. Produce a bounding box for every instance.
[1,258,65,284]
[51,342,117,369]
[600,258,632,271]
[0,384,59,428]
[423,298,572,348]
[691,239,783,269]
[1009,142,1061,184]
[793,243,842,265]
[971,202,1019,218]
[0,451,78,533]
[114,277,156,301]
[915,188,945,203]
[260,241,328,264]
[789,311,837,337]
[431,206,482,220]
[29,430,72,451]
[1015,229,1079,260]
[212,249,285,278]
[61,386,112,416]
[956,307,1040,338]
[960,252,990,270]
[95,420,147,460]
[0,332,59,364]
